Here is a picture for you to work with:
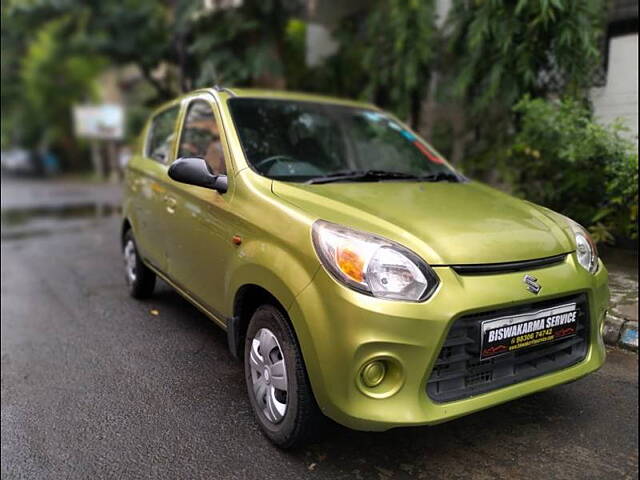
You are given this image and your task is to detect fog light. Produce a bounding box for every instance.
[361,360,386,388]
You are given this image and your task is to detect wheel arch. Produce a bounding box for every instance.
[121,217,132,247]
[225,245,319,356]
[227,278,329,423]
[229,283,292,360]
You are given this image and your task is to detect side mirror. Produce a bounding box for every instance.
[168,157,228,193]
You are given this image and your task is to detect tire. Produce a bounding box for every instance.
[244,304,324,448]
[122,229,156,299]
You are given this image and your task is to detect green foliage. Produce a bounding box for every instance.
[448,0,605,112]
[1,9,105,167]
[596,143,639,241]
[188,0,303,88]
[361,0,437,123]
[282,18,307,89]
[1,1,36,148]
[326,0,437,125]
[21,17,105,123]
[2,0,307,164]
[507,96,638,242]
[7,0,176,98]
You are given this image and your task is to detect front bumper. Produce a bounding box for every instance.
[289,253,609,431]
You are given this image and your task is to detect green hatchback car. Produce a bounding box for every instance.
[122,87,609,447]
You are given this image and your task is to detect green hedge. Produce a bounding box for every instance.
[505,96,637,244]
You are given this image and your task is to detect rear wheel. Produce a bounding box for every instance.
[123,230,156,299]
[244,304,323,448]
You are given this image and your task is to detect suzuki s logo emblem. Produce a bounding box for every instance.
[524,274,542,295]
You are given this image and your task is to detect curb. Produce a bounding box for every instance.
[603,312,638,352]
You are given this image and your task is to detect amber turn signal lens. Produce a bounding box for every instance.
[336,246,365,283]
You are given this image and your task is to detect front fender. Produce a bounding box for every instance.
[223,237,323,380]
[121,163,142,241]
[225,240,320,315]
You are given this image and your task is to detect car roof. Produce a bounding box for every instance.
[148,87,380,119]
[219,87,378,110]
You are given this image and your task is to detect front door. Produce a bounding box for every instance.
[164,95,237,318]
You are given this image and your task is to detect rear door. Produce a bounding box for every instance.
[129,104,180,273]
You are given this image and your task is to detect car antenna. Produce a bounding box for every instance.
[214,85,237,97]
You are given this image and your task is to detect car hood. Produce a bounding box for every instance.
[271,180,574,265]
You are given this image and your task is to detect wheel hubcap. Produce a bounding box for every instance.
[249,328,288,424]
[124,240,137,284]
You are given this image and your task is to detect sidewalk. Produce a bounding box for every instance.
[602,247,639,351]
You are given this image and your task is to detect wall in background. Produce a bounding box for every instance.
[592,33,639,143]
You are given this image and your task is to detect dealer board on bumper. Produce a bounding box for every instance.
[480,302,579,360]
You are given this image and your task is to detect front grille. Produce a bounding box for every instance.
[450,253,568,275]
[427,294,589,403]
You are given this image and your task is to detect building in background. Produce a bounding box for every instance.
[591,0,638,142]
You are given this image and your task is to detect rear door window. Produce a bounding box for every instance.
[146,106,179,164]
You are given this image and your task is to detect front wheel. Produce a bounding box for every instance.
[244,304,324,448]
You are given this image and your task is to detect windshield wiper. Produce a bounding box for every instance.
[305,169,462,185]
[416,172,463,183]
[306,170,423,184]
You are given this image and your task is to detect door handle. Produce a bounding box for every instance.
[164,195,177,214]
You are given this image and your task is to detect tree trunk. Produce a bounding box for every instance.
[416,75,439,141]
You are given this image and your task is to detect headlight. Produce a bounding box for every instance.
[311,220,439,301]
[565,217,599,274]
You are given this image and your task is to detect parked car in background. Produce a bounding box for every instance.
[1,148,38,176]
[121,87,610,448]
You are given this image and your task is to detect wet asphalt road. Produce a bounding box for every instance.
[1,180,638,479]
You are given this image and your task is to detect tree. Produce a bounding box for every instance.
[326,0,437,128]
[447,0,605,112]
[6,0,307,96]
[19,17,106,167]
[1,2,33,148]
[187,0,304,89]
[6,0,176,101]
[430,0,606,167]
[1,3,106,167]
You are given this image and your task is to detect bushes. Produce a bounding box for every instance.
[506,96,637,243]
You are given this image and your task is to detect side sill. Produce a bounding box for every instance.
[144,261,229,331]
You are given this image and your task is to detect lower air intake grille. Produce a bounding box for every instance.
[427,294,589,403]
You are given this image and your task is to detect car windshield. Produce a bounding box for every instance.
[228,98,459,183]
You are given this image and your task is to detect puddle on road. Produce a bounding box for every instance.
[1,203,121,226]
[1,203,121,240]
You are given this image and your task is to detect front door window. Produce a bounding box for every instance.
[178,100,227,175]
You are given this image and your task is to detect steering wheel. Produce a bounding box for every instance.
[253,155,296,173]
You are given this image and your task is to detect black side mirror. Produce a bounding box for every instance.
[168,157,228,193]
